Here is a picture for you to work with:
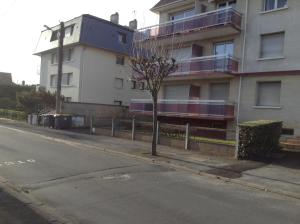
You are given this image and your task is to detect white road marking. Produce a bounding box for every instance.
[0,159,36,168]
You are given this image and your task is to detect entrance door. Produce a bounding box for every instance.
[214,41,234,71]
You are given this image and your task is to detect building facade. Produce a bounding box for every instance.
[35,14,148,106]
[0,72,12,86]
[130,0,300,138]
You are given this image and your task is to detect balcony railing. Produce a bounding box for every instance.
[130,99,235,119]
[134,7,242,42]
[172,55,239,76]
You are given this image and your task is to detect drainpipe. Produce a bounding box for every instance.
[235,0,249,158]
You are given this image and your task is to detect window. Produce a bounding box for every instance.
[50,73,73,87]
[50,30,59,42]
[51,48,73,64]
[214,41,234,56]
[51,53,58,64]
[170,8,195,21]
[114,78,123,89]
[64,25,74,37]
[210,83,229,101]
[131,80,136,89]
[50,75,57,87]
[118,32,127,44]
[257,82,281,107]
[137,82,145,90]
[62,73,73,86]
[63,48,73,62]
[217,0,237,9]
[264,0,287,11]
[64,97,72,103]
[116,55,125,65]
[260,32,285,58]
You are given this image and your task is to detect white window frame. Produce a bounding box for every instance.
[263,0,288,12]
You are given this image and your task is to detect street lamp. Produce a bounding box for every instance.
[44,22,65,114]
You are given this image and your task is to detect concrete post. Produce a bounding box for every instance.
[111,118,115,137]
[156,121,160,145]
[185,123,190,150]
[132,118,135,141]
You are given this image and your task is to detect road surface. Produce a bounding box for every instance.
[0,124,299,224]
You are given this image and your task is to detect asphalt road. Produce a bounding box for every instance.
[0,124,299,224]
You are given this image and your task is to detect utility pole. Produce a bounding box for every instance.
[56,22,64,114]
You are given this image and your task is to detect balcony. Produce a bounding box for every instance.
[130,99,235,120]
[134,7,242,43]
[172,55,238,77]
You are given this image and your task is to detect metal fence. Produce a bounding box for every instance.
[90,117,236,149]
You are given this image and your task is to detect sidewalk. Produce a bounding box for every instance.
[1,118,300,200]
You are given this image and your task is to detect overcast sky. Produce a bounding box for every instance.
[0,0,159,84]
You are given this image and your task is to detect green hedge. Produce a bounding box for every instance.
[0,109,27,121]
[237,120,282,160]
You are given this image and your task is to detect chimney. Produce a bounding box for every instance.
[22,80,25,86]
[110,12,119,24]
[129,19,138,30]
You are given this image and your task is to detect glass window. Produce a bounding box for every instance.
[51,53,58,64]
[217,0,237,9]
[64,25,74,37]
[118,32,127,44]
[257,82,281,107]
[264,0,287,11]
[131,80,136,89]
[114,78,123,89]
[64,97,72,103]
[50,75,57,87]
[170,8,195,21]
[62,73,73,86]
[63,48,73,62]
[214,41,234,56]
[260,32,285,58]
[116,55,125,65]
[50,30,58,42]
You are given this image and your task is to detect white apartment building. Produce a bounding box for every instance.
[130,0,300,139]
[35,14,148,106]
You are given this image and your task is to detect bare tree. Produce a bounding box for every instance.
[130,38,178,156]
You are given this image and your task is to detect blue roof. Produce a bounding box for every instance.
[80,14,133,56]
[34,14,133,56]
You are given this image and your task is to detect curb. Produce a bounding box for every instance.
[0,176,79,224]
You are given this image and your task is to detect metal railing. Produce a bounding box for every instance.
[173,55,239,75]
[130,99,235,119]
[134,7,242,42]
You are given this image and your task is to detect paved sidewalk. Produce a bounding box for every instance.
[1,118,300,200]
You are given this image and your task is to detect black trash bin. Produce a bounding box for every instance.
[41,114,55,128]
[54,114,72,129]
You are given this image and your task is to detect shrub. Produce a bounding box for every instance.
[237,120,282,160]
[0,109,26,121]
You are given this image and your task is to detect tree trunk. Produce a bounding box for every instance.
[152,96,158,156]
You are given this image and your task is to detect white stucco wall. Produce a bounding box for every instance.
[79,46,149,106]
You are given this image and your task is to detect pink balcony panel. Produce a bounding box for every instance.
[134,8,242,42]
[130,100,235,120]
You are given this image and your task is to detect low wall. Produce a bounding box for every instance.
[94,128,235,157]
[61,102,129,126]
